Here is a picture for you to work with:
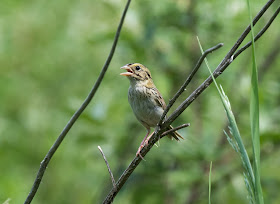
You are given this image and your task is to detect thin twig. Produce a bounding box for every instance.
[24,0,132,203]
[98,146,116,188]
[103,1,277,203]
[233,5,280,60]
[217,0,275,69]
[161,123,190,137]
[158,43,224,125]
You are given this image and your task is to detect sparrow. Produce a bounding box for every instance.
[120,63,184,159]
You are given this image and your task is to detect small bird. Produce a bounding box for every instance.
[120,63,184,159]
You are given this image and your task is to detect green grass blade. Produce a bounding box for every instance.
[209,161,212,204]
[197,37,255,201]
[246,0,264,203]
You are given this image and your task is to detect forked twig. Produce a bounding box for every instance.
[233,5,280,60]
[159,43,224,125]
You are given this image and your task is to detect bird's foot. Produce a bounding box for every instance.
[136,145,145,160]
[144,131,155,146]
[144,137,150,146]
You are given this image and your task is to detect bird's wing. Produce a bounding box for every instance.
[151,87,166,109]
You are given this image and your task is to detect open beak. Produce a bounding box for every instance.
[120,65,133,76]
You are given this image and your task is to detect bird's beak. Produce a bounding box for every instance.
[120,65,133,76]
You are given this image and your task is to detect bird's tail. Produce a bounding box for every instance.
[167,125,184,141]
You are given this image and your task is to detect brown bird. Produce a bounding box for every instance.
[120,63,184,159]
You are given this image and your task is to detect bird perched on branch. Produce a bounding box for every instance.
[120,63,184,159]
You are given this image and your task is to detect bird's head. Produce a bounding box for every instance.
[120,63,152,84]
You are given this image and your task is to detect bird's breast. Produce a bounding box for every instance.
[128,85,163,128]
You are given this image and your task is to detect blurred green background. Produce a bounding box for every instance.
[0,0,279,203]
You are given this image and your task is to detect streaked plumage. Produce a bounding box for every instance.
[120,63,183,159]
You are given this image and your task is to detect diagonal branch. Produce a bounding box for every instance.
[158,43,224,125]
[103,0,277,203]
[164,0,277,126]
[233,5,280,60]
[217,0,275,69]
[24,0,132,203]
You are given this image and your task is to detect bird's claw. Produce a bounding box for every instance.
[144,135,152,146]
[136,145,145,160]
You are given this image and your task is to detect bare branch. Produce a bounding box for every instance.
[158,43,224,125]
[98,146,116,189]
[161,123,190,138]
[103,1,277,203]
[233,5,280,60]
[24,0,132,203]
[217,0,275,69]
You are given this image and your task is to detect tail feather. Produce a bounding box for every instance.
[167,125,184,141]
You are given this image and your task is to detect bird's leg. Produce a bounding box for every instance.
[136,128,150,160]
[144,131,155,146]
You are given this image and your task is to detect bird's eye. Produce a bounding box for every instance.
[135,66,141,71]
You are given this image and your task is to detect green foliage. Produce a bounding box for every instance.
[0,0,279,203]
